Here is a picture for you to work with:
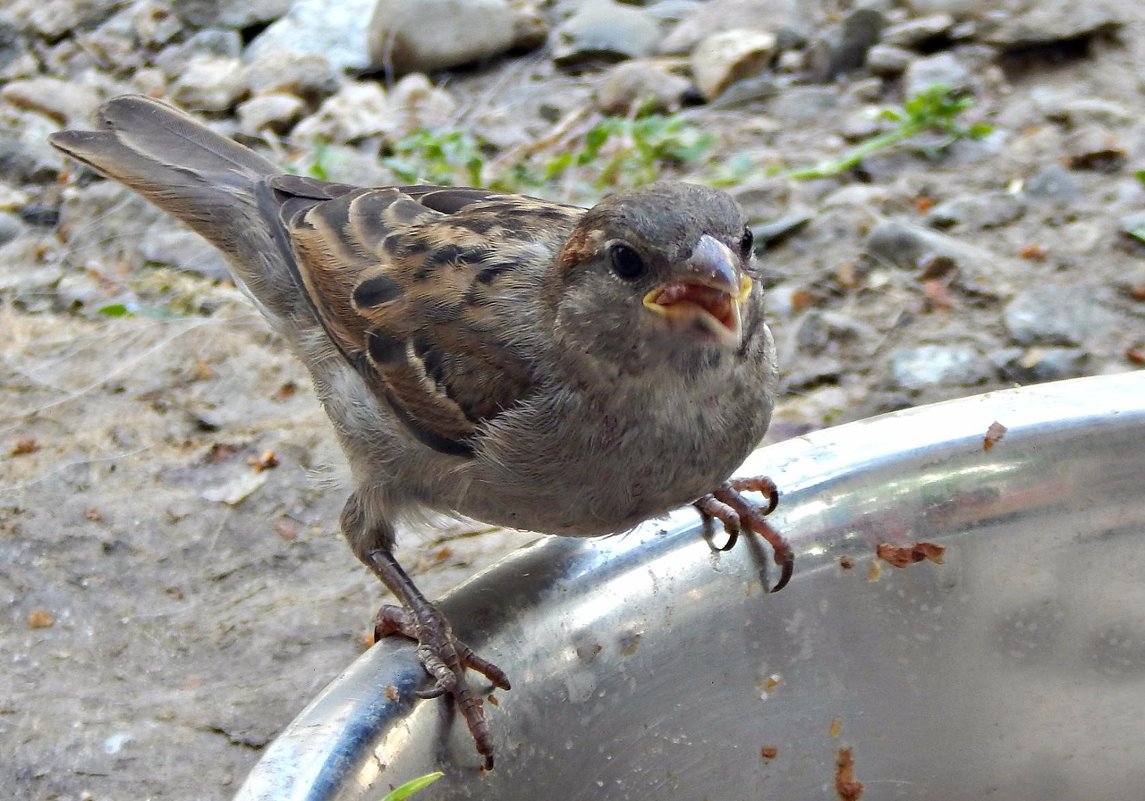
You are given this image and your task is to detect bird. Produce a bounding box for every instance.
[50,95,788,770]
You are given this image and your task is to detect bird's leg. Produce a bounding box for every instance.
[694,476,793,592]
[366,547,510,770]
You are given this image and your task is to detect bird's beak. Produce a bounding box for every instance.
[642,234,752,348]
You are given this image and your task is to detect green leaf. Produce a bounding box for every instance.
[1130,226,1145,244]
[380,772,444,801]
[1135,169,1145,185]
[97,303,133,317]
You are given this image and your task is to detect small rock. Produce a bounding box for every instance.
[0,14,35,82]
[0,185,30,211]
[0,211,25,246]
[386,73,458,137]
[865,219,1011,296]
[1117,211,1145,240]
[981,3,1124,50]
[170,54,244,111]
[792,309,876,356]
[1062,125,1126,172]
[903,51,971,97]
[553,0,662,67]
[291,81,390,144]
[1022,163,1081,204]
[0,108,65,183]
[140,221,229,281]
[246,0,375,72]
[660,0,812,55]
[992,346,1089,384]
[1003,285,1115,346]
[806,8,885,82]
[905,0,982,15]
[925,191,1026,229]
[597,59,690,114]
[155,29,243,78]
[749,209,813,248]
[176,0,293,29]
[839,109,881,142]
[891,344,993,390]
[690,28,777,101]
[132,0,181,47]
[7,0,120,39]
[881,14,954,49]
[865,44,913,76]
[240,53,339,103]
[236,93,307,136]
[369,0,544,74]
[769,85,838,123]
[2,76,100,126]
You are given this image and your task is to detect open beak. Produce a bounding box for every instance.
[642,234,752,348]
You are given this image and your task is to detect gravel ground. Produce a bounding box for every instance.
[2,1,1144,799]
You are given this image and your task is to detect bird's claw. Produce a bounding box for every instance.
[694,476,793,592]
[375,603,510,770]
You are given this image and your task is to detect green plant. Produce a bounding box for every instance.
[380,771,444,801]
[382,129,487,186]
[783,83,993,180]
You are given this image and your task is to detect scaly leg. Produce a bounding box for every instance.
[367,548,510,770]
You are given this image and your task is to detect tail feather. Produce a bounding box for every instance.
[49,95,304,326]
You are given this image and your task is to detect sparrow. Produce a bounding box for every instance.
[50,95,788,770]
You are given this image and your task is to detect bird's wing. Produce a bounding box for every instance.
[270,175,583,456]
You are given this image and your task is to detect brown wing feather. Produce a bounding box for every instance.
[270,177,584,455]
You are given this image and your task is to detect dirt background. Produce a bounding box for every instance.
[3,2,1145,800]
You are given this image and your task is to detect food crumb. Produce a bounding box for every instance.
[761,745,778,759]
[839,555,855,570]
[835,747,863,801]
[27,609,54,629]
[983,421,1008,452]
[876,541,946,568]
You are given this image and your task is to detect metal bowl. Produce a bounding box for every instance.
[236,373,1145,801]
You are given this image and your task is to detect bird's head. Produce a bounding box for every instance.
[552,182,760,372]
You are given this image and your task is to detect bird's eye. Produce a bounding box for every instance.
[609,243,646,280]
[740,226,754,256]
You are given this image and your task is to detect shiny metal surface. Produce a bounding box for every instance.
[236,373,1145,801]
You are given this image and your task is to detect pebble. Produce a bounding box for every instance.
[1062,124,1126,172]
[0,76,100,125]
[553,0,662,67]
[991,346,1090,384]
[805,8,884,82]
[596,59,690,115]
[140,222,230,281]
[891,344,993,391]
[881,14,954,49]
[981,3,1124,50]
[177,0,293,29]
[386,73,458,137]
[1119,211,1145,240]
[865,44,914,77]
[865,218,1011,296]
[690,28,777,101]
[7,0,119,39]
[1003,285,1115,346]
[291,81,391,144]
[925,191,1026,229]
[246,0,375,72]
[1021,163,1082,204]
[240,53,339,103]
[236,93,307,136]
[659,0,812,55]
[155,29,243,79]
[905,0,982,15]
[903,51,971,97]
[170,54,244,112]
[0,108,65,183]
[369,0,536,74]
[131,0,181,47]
[0,211,25,246]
